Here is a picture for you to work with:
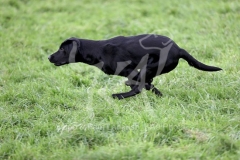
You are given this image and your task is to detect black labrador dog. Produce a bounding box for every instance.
[48,34,222,99]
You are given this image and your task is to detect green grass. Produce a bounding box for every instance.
[0,0,240,159]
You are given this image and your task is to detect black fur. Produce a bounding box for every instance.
[49,34,222,99]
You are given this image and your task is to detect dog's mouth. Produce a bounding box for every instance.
[54,62,68,66]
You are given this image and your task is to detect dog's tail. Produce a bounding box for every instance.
[179,49,222,71]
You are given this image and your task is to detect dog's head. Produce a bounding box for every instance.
[48,37,80,66]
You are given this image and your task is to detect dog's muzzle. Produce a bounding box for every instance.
[48,55,68,66]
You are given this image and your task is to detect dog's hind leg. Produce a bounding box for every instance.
[113,60,163,99]
[113,82,162,100]
[145,83,163,96]
[112,85,141,99]
[114,76,162,100]
[142,78,162,97]
[114,81,162,99]
[113,72,144,99]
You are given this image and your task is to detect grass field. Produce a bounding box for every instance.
[0,0,240,159]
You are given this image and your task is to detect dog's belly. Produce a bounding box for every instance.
[161,60,179,74]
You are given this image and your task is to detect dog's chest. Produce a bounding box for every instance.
[101,65,115,75]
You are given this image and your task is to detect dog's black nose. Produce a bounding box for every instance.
[48,55,53,61]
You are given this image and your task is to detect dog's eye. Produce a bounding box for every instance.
[60,48,64,51]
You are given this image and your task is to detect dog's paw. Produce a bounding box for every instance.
[112,94,124,100]
[152,87,163,97]
[125,80,131,86]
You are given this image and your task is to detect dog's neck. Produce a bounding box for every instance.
[76,39,103,65]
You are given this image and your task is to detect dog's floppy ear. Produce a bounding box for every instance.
[60,37,81,48]
[60,37,81,63]
[103,43,118,55]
